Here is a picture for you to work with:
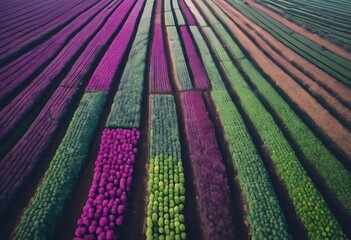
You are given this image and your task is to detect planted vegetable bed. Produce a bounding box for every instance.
[1,0,351,239]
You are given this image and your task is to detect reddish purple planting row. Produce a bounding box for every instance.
[0,0,135,142]
[0,0,71,36]
[0,0,143,217]
[149,0,171,93]
[149,26,172,93]
[179,0,196,25]
[86,0,143,91]
[0,0,98,61]
[0,0,113,102]
[74,128,140,240]
[180,91,234,239]
[180,26,209,90]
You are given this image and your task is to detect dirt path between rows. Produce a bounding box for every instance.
[212,0,351,160]
[213,1,351,127]
[244,0,351,61]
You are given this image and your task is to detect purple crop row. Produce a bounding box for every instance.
[0,0,98,62]
[0,0,135,142]
[180,91,234,239]
[86,0,144,91]
[0,0,70,36]
[75,128,140,240]
[0,0,49,22]
[149,0,171,93]
[180,26,209,90]
[0,86,76,217]
[0,0,142,217]
[149,26,172,93]
[179,0,196,25]
[0,0,113,102]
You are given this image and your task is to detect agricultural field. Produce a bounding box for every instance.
[0,0,350,239]
[254,0,351,49]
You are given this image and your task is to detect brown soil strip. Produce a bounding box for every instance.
[216,0,351,110]
[211,0,351,161]
[245,0,351,61]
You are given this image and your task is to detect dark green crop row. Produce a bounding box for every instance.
[14,92,107,240]
[106,0,155,129]
[206,0,351,216]
[146,95,186,239]
[190,26,290,239]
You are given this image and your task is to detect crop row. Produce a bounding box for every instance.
[172,0,186,25]
[189,25,290,239]
[200,16,346,238]
[146,95,186,239]
[0,0,112,103]
[0,0,134,143]
[165,11,175,26]
[106,0,155,129]
[0,0,141,218]
[0,0,98,63]
[179,0,196,25]
[207,0,351,215]
[208,0,351,159]
[14,92,108,239]
[184,0,207,27]
[226,0,351,85]
[12,0,146,236]
[75,128,140,240]
[179,26,209,90]
[0,0,80,47]
[215,0,351,115]
[166,26,193,90]
[0,0,53,21]
[180,91,234,239]
[0,0,68,39]
[149,0,172,93]
[86,0,145,91]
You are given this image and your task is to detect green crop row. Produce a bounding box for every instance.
[166,26,193,90]
[14,91,107,240]
[184,0,207,26]
[206,0,351,216]
[165,11,175,26]
[106,0,155,128]
[232,0,351,67]
[200,20,346,238]
[172,0,179,9]
[226,0,351,86]
[174,9,186,25]
[146,95,186,240]
[190,26,290,239]
[165,0,172,12]
[240,58,351,215]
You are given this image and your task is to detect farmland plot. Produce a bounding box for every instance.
[0,0,350,239]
